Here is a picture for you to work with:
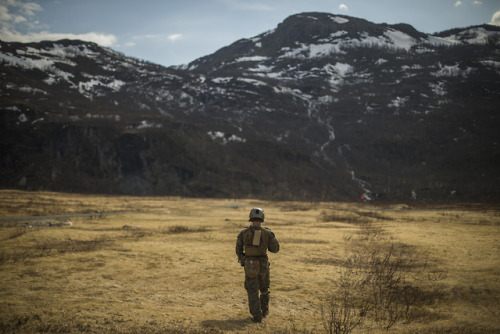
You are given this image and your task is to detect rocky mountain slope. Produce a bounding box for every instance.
[1,12,499,201]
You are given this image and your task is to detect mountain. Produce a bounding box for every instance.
[1,12,499,201]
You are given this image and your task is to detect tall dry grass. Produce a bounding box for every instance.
[0,190,498,333]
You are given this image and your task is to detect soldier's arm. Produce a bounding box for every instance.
[235,230,245,261]
[266,228,280,253]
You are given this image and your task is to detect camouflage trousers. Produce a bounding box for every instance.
[244,258,271,319]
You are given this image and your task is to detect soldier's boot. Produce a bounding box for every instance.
[260,290,270,318]
[251,316,262,323]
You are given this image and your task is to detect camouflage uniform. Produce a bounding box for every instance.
[236,224,280,322]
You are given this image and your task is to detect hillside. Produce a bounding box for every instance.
[1,12,499,201]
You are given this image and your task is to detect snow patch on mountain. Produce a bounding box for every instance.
[384,29,415,51]
[6,83,47,95]
[277,28,419,60]
[1,52,61,70]
[78,78,125,99]
[330,16,349,24]
[279,42,344,59]
[318,95,338,104]
[14,43,97,62]
[331,62,353,76]
[432,63,473,77]
[388,96,409,108]
[137,120,163,129]
[83,113,121,121]
[207,131,246,144]
[480,60,500,73]
[451,27,499,44]
[323,63,353,89]
[212,77,233,84]
[429,82,447,96]
[426,28,500,46]
[1,51,75,84]
[425,36,461,47]
[46,43,98,58]
[43,76,58,85]
[248,64,274,73]
[238,77,267,86]
[236,56,269,62]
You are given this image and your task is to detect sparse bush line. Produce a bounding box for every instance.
[319,210,393,225]
[160,225,209,234]
[320,221,446,333]
[0,222,209,265]
[0,235,114,265]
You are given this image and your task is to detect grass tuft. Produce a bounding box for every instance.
[162,225,209,234]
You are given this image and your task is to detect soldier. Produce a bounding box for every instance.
[236,208,280,323]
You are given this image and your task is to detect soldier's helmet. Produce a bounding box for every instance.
[249,208,265,222]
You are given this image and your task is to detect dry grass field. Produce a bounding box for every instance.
[0,190,499,333]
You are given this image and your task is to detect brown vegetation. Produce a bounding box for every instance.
[0,190,498,333]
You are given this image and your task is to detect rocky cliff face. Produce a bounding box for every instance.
[1,12,499,201]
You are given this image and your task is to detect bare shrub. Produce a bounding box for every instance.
[162,225,209,234]
[3,227,30,240]
[321,274,368,334]
[302,257,345,266]
[0,247,39,265]
[319,210,392,224]
[355,211,393,221]
[284,238,329,244]
[123,228,147,240]
[320,222,445,332]
[34,236,111,254]
[319,210,368,224]
[280,205,314,212]
[0,236,112,265]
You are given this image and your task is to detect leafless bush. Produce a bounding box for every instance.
[161,225,209,234]
[0,248,32,265]
[123,228,147,239]
[0,236,112,265]
[355,211,393,221]
[319,210,367,224]
[34,236,111,254]
[321,274,368,334]
[319,210,392,225]
[2,227,30,240]
[320,222,445,333]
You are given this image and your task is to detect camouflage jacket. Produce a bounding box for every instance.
[236,225,279,262]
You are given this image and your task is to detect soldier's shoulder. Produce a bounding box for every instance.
[238,226,252,234]
[264,227,276,236]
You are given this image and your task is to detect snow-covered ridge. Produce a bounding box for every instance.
[1,15,498,122]
[445,27,499,45]
[273,25,500,60]
[1,51,75,84]
[1,42,131,99]
[16,43,99,59]
[277,28,418,60]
